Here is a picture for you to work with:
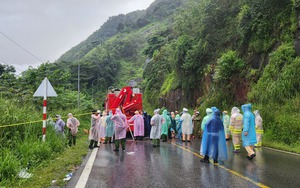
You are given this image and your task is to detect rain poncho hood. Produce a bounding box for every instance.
[211,107,218,113]
[254,110,260,117]
[242,104,257,146]
[231,107,240,114]
[200,110,228,161]
[116,108,127,124]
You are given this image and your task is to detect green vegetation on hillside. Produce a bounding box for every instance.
[1,0,300,184]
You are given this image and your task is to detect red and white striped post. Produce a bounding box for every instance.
[33,77,57,142]
[42,78,48,142]
[42,97,47,142]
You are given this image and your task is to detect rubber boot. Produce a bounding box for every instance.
[89,140,94,149]
[200,155,209,163]
[94,140,99,148]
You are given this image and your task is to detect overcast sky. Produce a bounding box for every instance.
[0,0,155,75]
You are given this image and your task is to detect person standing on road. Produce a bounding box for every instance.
[222,111,230,140]
[242,104,257,159]
[67,113,80,146]
[143,111,151,138]
[99,110,107,144]
[170,112,177,139]
[175,111,182,140]
[105,110,114,144]
[150,109,164,147]
[111,108,128,151]
[201,108,213,133]
[128,110,144,141]
[229,107,243,153]
[192,110,202,139]
[161,109,171,142]
[89,110,101,149]
[181,108,193,142]
[55,115,65,136]
[200,109,228,163]
[254,110,263,147]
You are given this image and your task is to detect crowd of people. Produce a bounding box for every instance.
[53,103,263,163]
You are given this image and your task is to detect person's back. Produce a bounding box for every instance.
[201,108,213,131]
[200,109,227,163]
[242,104,257,159]
[55,115,65,135]
[254,110,263,147]
[230,107,243,152]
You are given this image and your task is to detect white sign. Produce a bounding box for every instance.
[33,77,57,97]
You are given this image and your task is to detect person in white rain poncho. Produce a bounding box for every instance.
[111,108,128,151]
[99,110,107,143]
[222,111,230,140]
[67,113,80,146]
[229,107,243,153]
[89,110,101,149]
[180,108,193,142]
[150,109,164,147]
[128,110,144,141]
[254,110,263,147]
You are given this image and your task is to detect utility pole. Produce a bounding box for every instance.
[78,62,80,109]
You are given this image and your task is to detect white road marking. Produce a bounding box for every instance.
[75,148,98,188]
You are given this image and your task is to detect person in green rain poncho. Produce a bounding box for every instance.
[201,108,213,132]
[104,110,115,144]
[161,109,171,142]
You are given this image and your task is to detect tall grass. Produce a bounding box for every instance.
[0,97,90,185]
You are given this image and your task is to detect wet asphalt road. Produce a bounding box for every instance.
[66,138,300,188]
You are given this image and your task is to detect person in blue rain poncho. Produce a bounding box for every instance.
[242,103,257,159]
[200,109,228,163]
[175,111,182,140]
